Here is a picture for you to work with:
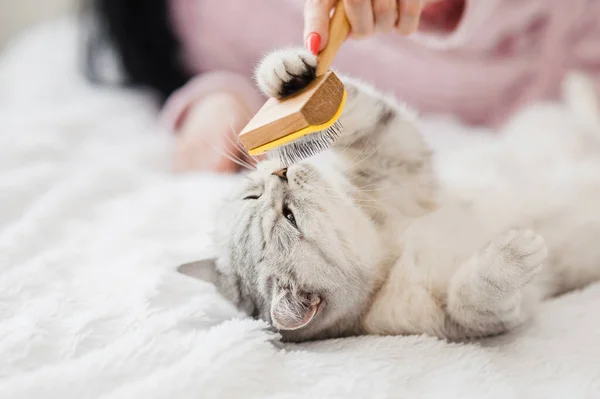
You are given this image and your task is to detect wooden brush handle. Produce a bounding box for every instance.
[315,1,350,76]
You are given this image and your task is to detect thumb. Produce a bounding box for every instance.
[304,0,337,54]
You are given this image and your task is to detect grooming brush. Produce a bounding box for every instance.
[238,2,350,166]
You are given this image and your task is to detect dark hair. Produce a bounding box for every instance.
[85,0,191,102]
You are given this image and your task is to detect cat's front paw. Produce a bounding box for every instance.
[481,229,548,291]
[255,48,317,99]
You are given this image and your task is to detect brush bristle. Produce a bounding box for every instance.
[275,120,342,166]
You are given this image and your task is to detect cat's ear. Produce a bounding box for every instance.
[177,258,240,305]
[177,258,221,284]
[270,287,321,331]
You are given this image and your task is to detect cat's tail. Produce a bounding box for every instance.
[500,71,600,164]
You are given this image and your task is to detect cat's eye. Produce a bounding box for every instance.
[282,204,298,229]
[243,194,261,200]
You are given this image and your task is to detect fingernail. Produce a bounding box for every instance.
[306,32,321,55]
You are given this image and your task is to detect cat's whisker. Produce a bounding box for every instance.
[306,189,351,202]
[347,141,384,171]
[225,148,256,170]
[320,180,437,195]
[347,135,373,166]
[346,172,373,183]
[349,203,382,211]
[224,124,246,153]
[350,193,425,202]
[347,186,399,193]
[355,180,436,191]
[238,104,254,122]
[220,131,258,170]
[225,123,259,165]
[209,141,256,171]
[308,191,385,211]
[309,187,436,207]
[304,134,358,182]
[320,181,381,192]
[219,151,255,171]
[350,183,387,191]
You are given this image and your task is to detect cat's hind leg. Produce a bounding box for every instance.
[446,229,548,339]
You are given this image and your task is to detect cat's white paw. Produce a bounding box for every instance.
[496,229,547,270]
[255,48,317,99]
[481,229,548,291]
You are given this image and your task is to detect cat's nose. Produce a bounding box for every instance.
[272,167,288,180]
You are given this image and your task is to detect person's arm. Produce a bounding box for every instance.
[160,71,263,134]
[160,71,264,173]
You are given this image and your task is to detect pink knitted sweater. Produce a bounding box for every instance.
[162,0,600,131]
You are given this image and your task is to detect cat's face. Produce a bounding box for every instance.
[181,159,385,341]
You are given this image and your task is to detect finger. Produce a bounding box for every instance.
[344,0,375,38]
[373,0,397,33]
[397,0,423,35]
[304,0,337,53]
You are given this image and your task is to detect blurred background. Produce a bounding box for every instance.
[0,0,77,47]
[1,0,598,172]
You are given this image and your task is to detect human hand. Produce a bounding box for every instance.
[173,92,257,173]
[304,0,444,54]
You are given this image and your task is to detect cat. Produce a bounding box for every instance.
[179,47,600,343]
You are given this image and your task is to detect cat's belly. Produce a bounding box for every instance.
[361,202,511,337]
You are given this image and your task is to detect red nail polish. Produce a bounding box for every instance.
[306,32,321,55]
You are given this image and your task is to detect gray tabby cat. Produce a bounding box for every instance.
[180,47,600,342]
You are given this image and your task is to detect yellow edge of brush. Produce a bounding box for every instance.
[247,90,347,156]
[238,2,350,165]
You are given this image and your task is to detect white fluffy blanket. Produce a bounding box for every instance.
[1,20,599,399]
